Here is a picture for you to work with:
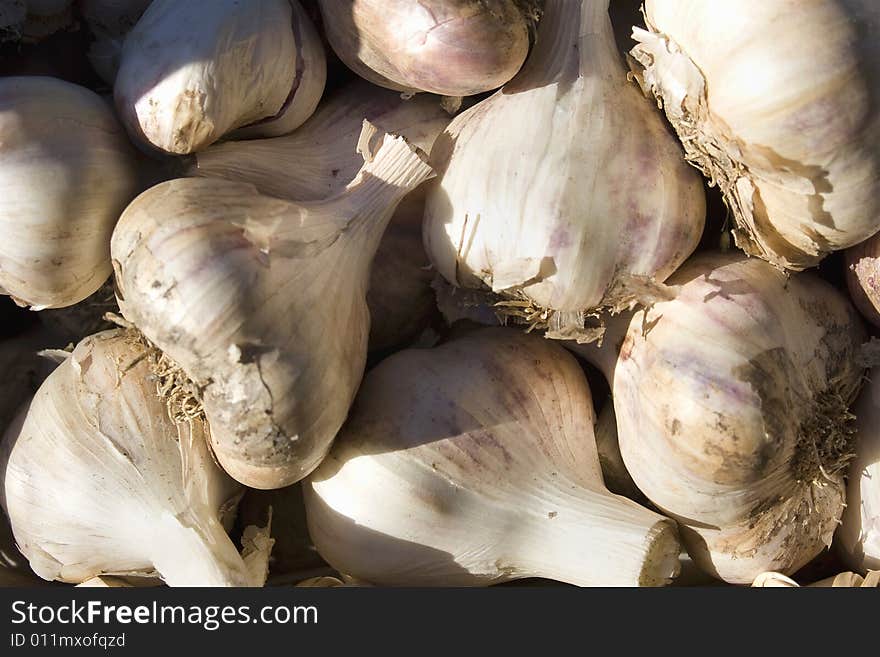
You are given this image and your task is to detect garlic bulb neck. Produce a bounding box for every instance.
[112,125,435,489]
[304,328,680,586]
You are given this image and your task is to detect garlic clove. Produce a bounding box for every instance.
[317,0,534,96]
[574,251,866,583]
[751,572,799,588]
[837,368,880,573]
[845,233,880,328]
[112,123,436,489]
[630,0,880,270]
[0,329,263,586]
[0,77,140,309]
[114,0,326,154]
[423,0,705,342]
[304,327,681,587]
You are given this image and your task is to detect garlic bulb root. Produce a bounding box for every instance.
[629,0,880,269]
[305,328,681,587]
[0,330,261,586]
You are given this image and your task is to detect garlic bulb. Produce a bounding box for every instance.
[188,82,451,350]
[574,252,865,583]
[304,328,681,587]
[80,0,152,85]
[424,0,705,342]
[838,369,880,572]
[114,0,327,154]
[0,77,140,309]
[112,125,435,489]
[752,571,879,587]
[317,0,534,96]
[630,0,880,270]
[0,330,271,586]
[1,1,75,43]
[845,234,880,328]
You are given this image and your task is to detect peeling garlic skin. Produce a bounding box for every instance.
[613,252,866,583]
[0,77,139,310]
[423,0,704,326]
[318,0,530,96]
[633,0,880,269]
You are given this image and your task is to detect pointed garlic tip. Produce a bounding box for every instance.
[631,0,880,269]
[0,330,256,586]
[304,328,680,587]
[0,77,140,309]
[837,369,880,573]
[605,251,866,583]
[423,0,705,342]
[115,0,326,154]
[318,0,531,96]
[111,127,435,491]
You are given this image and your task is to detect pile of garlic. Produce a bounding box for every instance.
[1,0,879,589]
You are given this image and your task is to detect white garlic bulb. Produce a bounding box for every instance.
[0,330,271,586]
[576,252,865,583]
[112,125,435,489]
[423,0,705,342]
[114,0,327,154]
[304,328,681,587]
[317,0,533,96]
[630,0,880,269]
[0,77,140,309]
[838,370,880,572]
[188,81,451,351]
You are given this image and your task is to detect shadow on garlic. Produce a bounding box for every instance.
[304,327,681,587]
[111,123,436,489]
[80,0,152,85]
[0,76,140,309]
[630,0,880,269]
[0,330,272,586]
[115,0,327,154]
[570,252,866,583]
[423,0,705,343]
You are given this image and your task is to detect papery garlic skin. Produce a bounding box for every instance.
[0,77,139,309]
[112,127,435,489]
[0,330,258,586]
[304,328,681,587]
[630,0,880,270]
[606,253,865,583]
[114,0,326,154]
[188,83,451,350]
[317,0,531,96]
[838,371,880,572]
[423,0,704,341]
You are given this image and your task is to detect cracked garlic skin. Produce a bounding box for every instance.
[304,328,681,587]
[111,127,435,490]
[838,371,880,572]
[115,0,326,155]
[0,330,260,586]
[630,0,880,270]
[188,81,451,351]
[0,77,139,310]
[424,0,705,341]
[317,0,531,97]
[595,252,865,583]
